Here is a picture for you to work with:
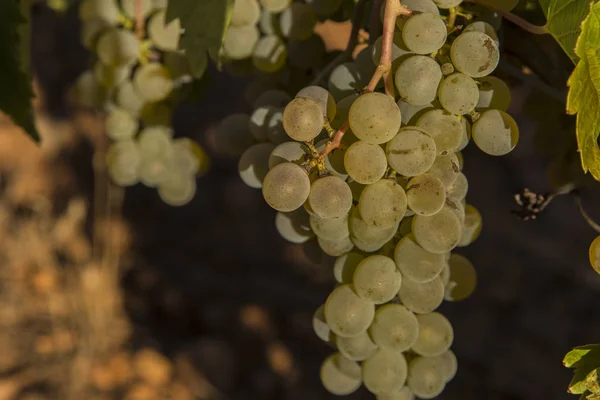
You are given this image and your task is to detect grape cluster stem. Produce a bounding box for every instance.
[135,0,146,40]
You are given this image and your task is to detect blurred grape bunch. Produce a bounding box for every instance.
[74,0,210,206]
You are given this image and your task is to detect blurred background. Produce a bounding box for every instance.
[0,2,599,400]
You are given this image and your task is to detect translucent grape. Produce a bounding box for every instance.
[215,114,256,156]
[464,21,499,45]
[434,350,458,382]
[93,62,130,89]
[230,0,261,27]
[81,18,111,50]
[106,140,140,186]
[349,208,399,252]
[406,356,446,399]
[427,153,460,189]
[106,107,138,141]
[477,76,511,111]
[402,13,447,55]
[433,0,463,8]
[223,25,260,60]
[308,176,353,219]
[457,118,471,151]
[328,62,362,101]
[590,236,600,274]
[438,73,479,115]
[394,234,445,283]
[362,349,408,395]
[377,387,415,400]
[310,213,350,241]
[115,80,146,116]
[120,0,153,19]
[412,207,462,254]
[398,276,444,314]
[371,32,413,67]
[446,253,477,301]
[416,109,463,155]
[259,10,279,35]
[446,199,465,225]
[138,126,173,159]
[151,0,168,10]
[397,99,433,126]
[369,304,419,352]
[147,10,181,52]
[268,141,309,169]
[157,169,197,206]
[386,127,437,177]
[344,141,387,185]
[320,353,362,395]
[96,29,140,67]
[266,111,289,145]
[249,106,276,142]
[348,92,401,145]
[332,94,358,130]
[296,86,336,121]
[353,255,401,304]
[133,62,174,102]
[275,209,313,244]
[336,331,377,361]
[334,252,364,284]
[472,109,519,155]
[280,3,316,41]
[406,174,446,216]
[306,0,343,16]
[79,0,119,23]
[412,312,454,356]
[260,0,292,13]
[318,235,354,256]
[282,98,324,141]
[253,35,288,73]
[171,138,205,176]
[262,162,311,212]
[396,0,439,29]
[358,179,407,228]
[447,172,468,201]
[395,56,442,106]
[347,178,365,202]
[315,140,348,180]
[451,31,499,78]
[238,143,276,189]
[324,284,375,337]
[313,305,333,342]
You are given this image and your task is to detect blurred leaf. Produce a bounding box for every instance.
[566,2,600,181]
[0,0,38,142]
[564,345,600,394]
[565,345,600,368]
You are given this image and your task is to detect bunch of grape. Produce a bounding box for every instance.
[74,0,209,206]
[218,0,517,397]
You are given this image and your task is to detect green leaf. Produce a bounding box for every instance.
[538,0,594,64]
[0,0,38,142]
[166,0,233,76]
[563,345,600,394]
[565,345,600,368]
[566,2,600,180]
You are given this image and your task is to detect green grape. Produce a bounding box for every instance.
[140,102,172,126]
[332,94,358,130]
[434,350,458,382]
[275,209,313,244]
[362,349,408,395]
[348,92,401,145]
[369,304,418,353]
[306,0,343,17]
[266,111,289,145]
[215,113,256,156]
[282,98,324,141]
[446,253,477,301]
[151,0,168,11]
[133,62,174,102]
[336,331,377,361]
[457,118,471,151]
[324,284,375,337]
[395,56,442,106]
[253,35,288,73]
[106,140,141,186]
[412,207,462,254]
[238,143,276,189]
[328,62,362,101]
[96,28,140,67]
[230,0,261,27]
[308,176,353,219]
[254,90,292,109]
[106,107,138,141]
[288,35,326,70]
[249,106,275,142]
[438,73,479,115]
[280,3,316,41]
[147,10,181,52]
[320,353,362,395]
[136,128,173,187]
[260,0,292,13]
[445,199,465,225]
[313,304,333,342]
[349,208,399,251]
[262,162,311,212]
[386,127,437,177]
[394,234,445,283]
[347,178,365,202]
[157,167,197,206]
[416,109,463,155]
[138,126,173,158]
[296,86,336,121]
[318,235,354,256]
[590,236,600,274]
[406,356,446,399]
[344,141,387,185]
[310,213,350,241]
[121,0,153,19]
[412,312,454,357]
[170,138,204,176]
[93,62,130,89]
[472,109,519,156]
[358,179,407,228]
[447,172,468,201]
[223,24,260,60]
[115,80,146,116]
[433,0,462,8]
[268,141,309,168]
[74,70,109,108]
[439,259,450,286]
[398,276,444,314]
[377,386,415,400]
[451,31,499,78]
[396,0,439,29]
[259,10,279,35]
[315,140,349,180]
[427,153,460,189]
[138,156,171,188]
[464,21,499,45]
[406,173,446,216]
[79,0,120,23]
[353,255,401,304]
[81,18,111,50]
[476,76,511,111]
[397,100,433,126]
[402,13,447,55]
[333,252,364,284]
[371,32,413,68]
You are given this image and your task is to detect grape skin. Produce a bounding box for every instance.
[427,153,460,189]
[96,29,141,67]
[386,127,437,177]
[411,312,454,357]
[445,253,477,301]
[279,3,317,41]
[328,62,362,101]
[402,13,447,55]
[406,173,446,216]
[353,255,402,304]
[262,162,311,212]
[395,0,439,29]
[394,234,445,283]
[358,179,407,228]
[476,76,511,111]
[275,209,313,244]
[295,86,337,121]
[438,73,480,116]
[310,213,350,241]
[253,35,288,73]
[344,141,388,185]
[348,92,402,145]
[106,107,138,141]
[362,349,408,395]
[398,275,445,314]
[133,62,174,102]
[230,0,261,27]
[590,236,600,274]
[412,207,462,254]
[406,356,446,399]
[336,331,378,361]
[313,304,333,342]
[434,350,458,382]
[318,235,355,257]
[433,0,463,9]
[395,56,442,106]
[260,0,292,14]
[309,176,353,219]
[376,386,415,400]
[320,353,362,395]
[238,143,276,189]
[147,10,181,52]
[472,109,519,156]
[282,98,324,141]
[369,304,419,352]
[451,31,499,78]
[223,25,260,60]
[324,284,375,338]
[334,252,364,284]
[416,109,464,155]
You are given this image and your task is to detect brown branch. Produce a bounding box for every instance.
[135,0,145,40]
[466,0,548,35]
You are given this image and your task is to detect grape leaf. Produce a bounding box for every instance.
[166,0,233,76]
[538,0,593,64]
[564,345,600,394]
[0,0,38,142]
[566,2,600,180]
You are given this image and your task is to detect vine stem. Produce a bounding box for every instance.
[467,0,548,35]
[135,0,145,39]
[575,194,600,234]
